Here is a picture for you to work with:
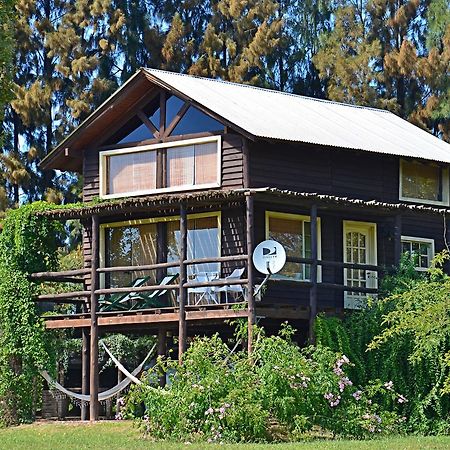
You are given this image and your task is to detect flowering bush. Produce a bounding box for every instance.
[123,326,405,442]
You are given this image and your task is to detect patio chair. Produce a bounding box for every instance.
[98,276,151,312]
[188,272,219,305]
[129,273,179,310]
[215,268,245,303]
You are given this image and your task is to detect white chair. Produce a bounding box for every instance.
[216,268,245,303]
[189,272,219,305]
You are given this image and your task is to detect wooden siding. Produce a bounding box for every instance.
[248,140,400,203]
[83,133,244,202]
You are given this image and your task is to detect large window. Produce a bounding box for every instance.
[101,213,221,287]
[401,236,434,271]
[100,136,221,198]
[265,211,321,281]
[400,159,449,205]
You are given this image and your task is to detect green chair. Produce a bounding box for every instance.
[99,276,151,312]
[129,274,179,310]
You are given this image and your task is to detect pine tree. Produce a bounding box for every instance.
[314,0,450,140]
[0,0,16,210]
[186,0,282,85]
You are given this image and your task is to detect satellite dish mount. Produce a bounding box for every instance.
[252,240,287,297]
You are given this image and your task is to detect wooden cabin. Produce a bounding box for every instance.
[38,68,450,419]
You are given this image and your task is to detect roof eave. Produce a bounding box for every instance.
[40,69,149,171]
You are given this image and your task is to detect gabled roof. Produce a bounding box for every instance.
[42,68,450,171]
[145,68,450,163]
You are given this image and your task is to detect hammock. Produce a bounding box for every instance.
[41,343,156,403]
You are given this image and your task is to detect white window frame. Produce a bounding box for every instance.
[99,211,222,288]
[265,211,322,282]
[99,135,222,199]
[343,221,378,310]
[400,235,435,272]
[399,159,449,206]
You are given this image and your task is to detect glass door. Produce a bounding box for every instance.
[343,221,377,309]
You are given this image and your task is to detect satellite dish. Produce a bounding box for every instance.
[252,240,286,275]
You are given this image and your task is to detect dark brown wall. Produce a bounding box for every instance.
[248,140,400,202]
[83,133,244,202]
[252,201,448,310]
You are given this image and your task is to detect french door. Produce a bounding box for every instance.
[343,221,377,309]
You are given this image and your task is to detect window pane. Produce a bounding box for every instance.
[166,95,185,127]
[166,216,219,276]
[167,145,195,187]
[105,223,157,287]
[187,216,219,275]
[171,106,223,136]
[104,116,153,146]
[402,161,441,201]
[195,142,217,184]
[268,216,306,280]
[401,239,433,269]
[108,150,156,194]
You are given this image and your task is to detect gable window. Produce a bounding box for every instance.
[100,136,221,198]
[400,159,449,205]
[265,211,321,281]
[101,91,224,148]
[401,236,434,271]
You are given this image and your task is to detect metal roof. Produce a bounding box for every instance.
[145,68,450,163]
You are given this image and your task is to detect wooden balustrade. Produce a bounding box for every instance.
[30,253,384,302]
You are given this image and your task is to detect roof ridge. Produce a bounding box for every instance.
[144,67,392,114]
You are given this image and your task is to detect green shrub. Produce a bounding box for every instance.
[123,327,404,442]
[315,253,450,434]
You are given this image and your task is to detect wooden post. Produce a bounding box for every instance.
[242,139,250,188]
[178,203,188,360]
[81,327,89,420]
[89,214,100,421]
[308,204,318,344]
[157,328,167,387]
[246,194,255,354]
[394,214,402,267]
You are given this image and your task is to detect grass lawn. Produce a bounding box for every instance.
[0,421,449,450]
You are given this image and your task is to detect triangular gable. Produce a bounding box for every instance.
[42,69,236,172]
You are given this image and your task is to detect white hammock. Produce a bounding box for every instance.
[41,343,156,403]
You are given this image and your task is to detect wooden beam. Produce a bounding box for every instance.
[97,260,180,273]
[44,308,249,329]
[159,90,166,136]
[37,291,90,301]
[394,214,402,266]
[81,327,89,420]
[157,328,167,387]
[163,102,189,138]
[90,214,100,421]
[30,268,91,279]
[309,204,318,344]
[246,193,255,354]
[137,110,159,138]
[184,255,248,265]
[178,202,188,359]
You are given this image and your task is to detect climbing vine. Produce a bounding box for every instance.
[0,202,61,426]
